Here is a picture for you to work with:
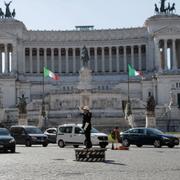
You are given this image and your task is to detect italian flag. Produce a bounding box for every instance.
[128,64,143,77]
[43,67,60,80]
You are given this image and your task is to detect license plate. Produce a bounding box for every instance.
[0,145,4,148]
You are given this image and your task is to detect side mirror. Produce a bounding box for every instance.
[79,131,84,134]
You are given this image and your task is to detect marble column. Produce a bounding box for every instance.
[138,45,142,71]
[102,47,105,72]
[44,48,47,68]
[58,48,61,73]
[37,48,40,73]
[29,48,32,73]
[23,47,26,73]
[116,46,120,72]
[109,47,112,72]
[94,47,97,73]
[5,44,8,74]
[123,46,127,72]
[65,48,69,74]
[131,45,134,67]
[12,44,17,73]
[154,39,162,72]
[51,48,54,71]
[164,39,168,70]
[73,48,76,73]
[172,39,177,70]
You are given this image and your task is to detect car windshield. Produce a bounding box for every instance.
[0,128,10,136]
[25,127,43,134]
[91,127,100,133]
[150,128,163,135]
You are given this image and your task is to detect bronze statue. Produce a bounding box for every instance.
[81,46,89,68]
[146,95,156,112]
[160,0,166,13]
[169,3,175,13]
[154,4,159,14]
[17,94,27,114]
[0,8,4,18]
[12,8,15,18]
[5,1,12,18]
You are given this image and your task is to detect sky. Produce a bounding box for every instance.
[0,0,180,30]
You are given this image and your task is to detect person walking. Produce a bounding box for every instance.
[111,127,121,149]
[80,106,92,149]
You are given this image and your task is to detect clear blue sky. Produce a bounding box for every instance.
[1,0,180,30]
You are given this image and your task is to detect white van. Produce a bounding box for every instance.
[56,124,108,148]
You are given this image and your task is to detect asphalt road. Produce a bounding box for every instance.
[0,144,180,180]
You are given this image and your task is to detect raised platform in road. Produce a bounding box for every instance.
[75,148,107,162]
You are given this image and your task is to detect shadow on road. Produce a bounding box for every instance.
[104,160,126,166]
[53,158,65,161]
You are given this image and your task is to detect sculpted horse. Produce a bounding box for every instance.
[154,4,159,14]
[169,3,176,14]
[12,9,15,18]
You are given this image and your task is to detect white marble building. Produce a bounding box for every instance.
[0,4,180,131]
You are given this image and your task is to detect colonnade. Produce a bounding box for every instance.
[155,39,180,71]
[24,45,147,74]
[0,44,13,74]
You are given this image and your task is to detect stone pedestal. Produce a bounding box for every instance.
[77,67,93,108]
[18,114,28,125]
[75,148,106,162]
[127,114,136,128]
[77,67,92,90]
[146,111,156,128]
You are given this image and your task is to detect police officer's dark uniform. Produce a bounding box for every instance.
[81,106,92,149]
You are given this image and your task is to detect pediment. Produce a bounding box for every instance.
[154,25,180,35]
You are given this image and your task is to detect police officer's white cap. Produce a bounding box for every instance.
[82,106,90,111]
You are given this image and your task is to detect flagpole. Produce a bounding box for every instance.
[42,67,46,130]
[127,64,130,102]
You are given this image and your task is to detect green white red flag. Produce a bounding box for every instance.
[128,64,143,77]
[43,67,60,80]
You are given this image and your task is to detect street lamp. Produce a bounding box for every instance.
[152,74,158,104]
[41,100,47,130]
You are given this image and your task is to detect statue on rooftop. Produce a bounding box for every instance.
[160,0,166,13]
[5,1,12,18]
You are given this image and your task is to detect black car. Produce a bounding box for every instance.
[120,128,179,148]
[10,125,48,147]
[44,128,57,143]
[0,128,16,153]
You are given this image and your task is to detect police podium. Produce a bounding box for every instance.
[75,148,107,162]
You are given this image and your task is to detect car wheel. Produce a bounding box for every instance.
[73,145,79,148]
[154,140,161,148]
[42,142,48,147]
[122,139,130,147]
[168,144,175,148]
[58,140,65,148]
[10,147,16,153]
[136,144,143,148]
[25,140,32,147]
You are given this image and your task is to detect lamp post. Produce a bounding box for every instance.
[152,74,158,104]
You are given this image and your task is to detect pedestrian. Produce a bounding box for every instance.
[79,106,92,149]
[111,127,121,149]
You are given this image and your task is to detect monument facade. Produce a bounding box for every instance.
[0,1,180,131]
